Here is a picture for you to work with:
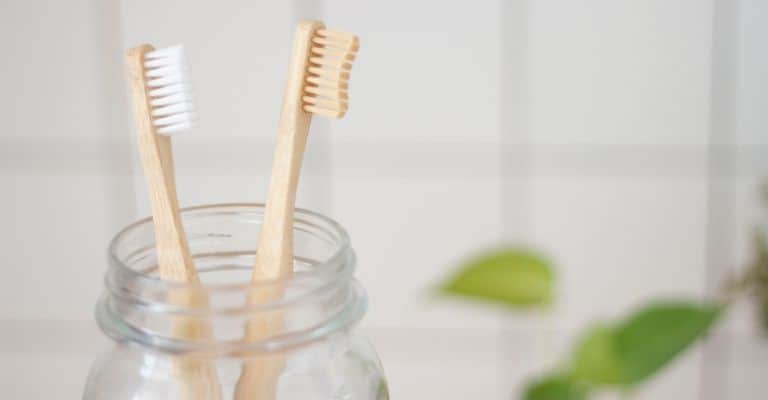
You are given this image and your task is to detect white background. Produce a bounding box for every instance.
[1,0,766,398]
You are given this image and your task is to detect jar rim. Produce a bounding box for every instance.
[100,203,365,354]
[107,202,352,292]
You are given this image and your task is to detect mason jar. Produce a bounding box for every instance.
[83,203,388,399]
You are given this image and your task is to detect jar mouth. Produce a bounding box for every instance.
[108,203,352,293]
[99,203,364,355]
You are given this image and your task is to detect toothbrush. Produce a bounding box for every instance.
[126,44,222,400]
[234,20,359,399]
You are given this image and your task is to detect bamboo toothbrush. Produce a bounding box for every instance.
[234,20,360,399]
[126,44,222,400]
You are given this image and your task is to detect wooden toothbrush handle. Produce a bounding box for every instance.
[127,45,222,400]
[234,20,326,400]
[252,19,324,281]
[127,44,197,282]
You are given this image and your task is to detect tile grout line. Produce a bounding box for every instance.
[499,0,534,241]
[499,0,535,396]
[3,139,765,178]
[95,0,138,230]
[700,0,741,399]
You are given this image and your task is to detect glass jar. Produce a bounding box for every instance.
[84,204,388,399]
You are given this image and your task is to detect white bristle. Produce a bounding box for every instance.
[148,83,191,98]
[153,112,195,126]
[143,45,196,136]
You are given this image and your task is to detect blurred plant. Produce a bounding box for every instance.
[522,302,720,399]
[439,248,555,308]
[725,182,768,334]
[438,183,768,399]
[440,250,721,399]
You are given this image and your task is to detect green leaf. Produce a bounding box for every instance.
[439,248,554,308]
[570,325,624,385]
[524,375,589,400]
[614,301,721,383]
[568,301,721,387]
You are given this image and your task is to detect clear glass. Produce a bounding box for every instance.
[84,204,388,399]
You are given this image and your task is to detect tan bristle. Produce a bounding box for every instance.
[307,66,350,81]
[302,95,348,109]
[306,76,349,90]
[310,57,353,70]
[310,46,356,62]
[304,85,348,100]
[302,28,359,118]
[311,36,359,52]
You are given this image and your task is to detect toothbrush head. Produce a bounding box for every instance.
[303,28,359,118]
[143,45,196,135]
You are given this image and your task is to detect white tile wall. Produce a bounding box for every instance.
[0,320,103,398]
[526,0,713,147]
[324,0,502,144]
[0,174,122,319]
[737,0,768,147]
[0,1,117,141]
[366,327,508,399]
[529,177,709,326]
[1,0,766,399]
[723,334,768,398]
[333,176,504,331]
[3,354,94,398]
